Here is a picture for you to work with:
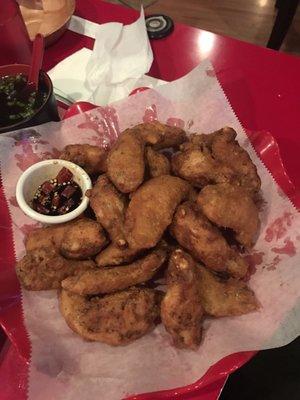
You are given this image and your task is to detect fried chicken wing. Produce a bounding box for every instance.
[197,266,259,317]
[179,132,217,152]
[59,287,162,345]
[161,249,203,349]
[16,247,95,290]
[60,218,107,260]
[170,202,248,278]
[106,129,145,193]
[210,127,261,194]
[25,222,70,252]
[95,243,141,267]
[134,121,187,149]
[145,146,171,178]
[88,175,127,245]
[180,129,237,152]
[26,218,107,259]
[171,147,235,188]
[125,175,190,250]
[62,246,167,295]
[60,144,107,175]
[197,183,260,248]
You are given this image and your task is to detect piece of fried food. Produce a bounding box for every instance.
[60,218,107,260]
[180,129,236,152]
[197,183,260,248]
[161,249,203,349]
[125,175,190,250]
[26,218,107,260]
[106,129,145,193]
[145,146,170,178]
[95,243,141,267]
[210,127,261,194]
[16,247,95,290]
[171,147,235,188]
[25,222,70,252]
[60,144,107,175]
[170,202,248,278]
[133,121,187,150]
[197,266,258,317]
[59,287,162,345]
[62,246,167,295]
[88,175,127,245]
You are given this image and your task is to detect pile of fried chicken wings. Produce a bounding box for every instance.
[17,122,261,349]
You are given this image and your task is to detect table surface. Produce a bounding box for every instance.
[1,0,300,399]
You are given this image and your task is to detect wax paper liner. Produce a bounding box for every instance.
[0,61,299,400]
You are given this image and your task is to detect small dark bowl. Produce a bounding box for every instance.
[0,64,60,134]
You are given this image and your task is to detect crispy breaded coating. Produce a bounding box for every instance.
[197,183,260,248]
[62,246,167,295]
[171,147,235,188]
[161,249,203,349]
[210,127,261,194]
[125,175,190,251]
[60,218,107,260]
[133,121,187,149]
[170,202,248,278]
[59,287,162,345]
[60,144,107,175]
[95,243,140,267]
[26,218,107,260]
[180,129,236,152]
[106,129,145,193]
[145,146,171,178]
[197,266,259,317]
[88,175,127,245]
[16,247,95,290]
[25,222,70,252]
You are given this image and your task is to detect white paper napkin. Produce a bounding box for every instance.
[49,9,165,105]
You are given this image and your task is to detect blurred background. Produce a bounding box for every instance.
[107,0,300,56]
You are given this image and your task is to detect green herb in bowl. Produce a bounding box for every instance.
[0,73,47,128]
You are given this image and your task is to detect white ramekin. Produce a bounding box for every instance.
[16,159,92,224]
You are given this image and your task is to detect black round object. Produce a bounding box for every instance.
[145,14,174,39]
[0,65,59,134]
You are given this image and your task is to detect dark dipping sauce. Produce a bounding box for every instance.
[0,73,47,128]
[32,167,83,216]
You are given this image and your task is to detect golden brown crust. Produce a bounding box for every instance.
[106,129,145,193]
[197,183,260,248]
[170,202,248,278]
[60,218,107,260]
[25,221,71,252]
[180,127,261,194]
[161,249,203,349]
[59,287,162,345]
[197,266,259,317]
[62,246,167,295]
[26,218,107,260]
[95,243,141,267]
[125,175,190,251]
[16,247,95,290]
[171,147,235,188]
[133,121,187,149]
[88,175,127,245]
[145,146,171,178]
[60,144,107,175]
[211,127,261,194]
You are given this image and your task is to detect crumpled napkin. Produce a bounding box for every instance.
[49,8,164,105]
